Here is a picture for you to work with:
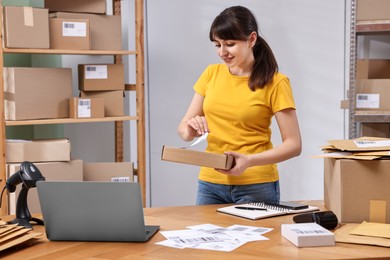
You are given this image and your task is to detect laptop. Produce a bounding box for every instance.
[36,181,159,242]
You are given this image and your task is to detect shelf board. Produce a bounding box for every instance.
[354,112,390,123]
[5,116,138,126]
[356,20,390,34]
[3,48,136,55]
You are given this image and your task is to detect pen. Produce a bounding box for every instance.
[235,206,267,211]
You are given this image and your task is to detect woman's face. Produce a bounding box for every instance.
[213,34,255,73]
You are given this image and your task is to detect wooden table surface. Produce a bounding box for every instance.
[1,201,389,259]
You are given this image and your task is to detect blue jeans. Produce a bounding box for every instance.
[196,180,280,205]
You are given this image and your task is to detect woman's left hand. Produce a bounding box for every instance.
[215,151,249,176]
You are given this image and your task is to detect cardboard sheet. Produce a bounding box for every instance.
[350,221,390,239]
[334,224,390,247]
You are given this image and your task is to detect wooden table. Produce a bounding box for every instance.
[1,201,389,259]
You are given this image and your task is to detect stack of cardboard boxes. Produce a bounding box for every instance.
[6,139,134,215]
[3,1,132,215]
[2,0,125,120]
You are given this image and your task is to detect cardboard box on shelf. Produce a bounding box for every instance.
[51,12,121,50]
[49,18,90,50]
[78,64,124,91]
[3,6,49,49]
[80,90,124,117]
[44,0,106,14]
[357,0,390,21]
[161,146,235,170]
[7,160,83,215]
[6,138,71,163]
[355,59,390,112]
[83,162,134,182]
[324,157,390,224]
[69,97,104,118]
[357,59,390,80]
[3,67,72,120]
[355,79,390,111]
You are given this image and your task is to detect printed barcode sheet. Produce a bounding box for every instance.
[157,224,272,252]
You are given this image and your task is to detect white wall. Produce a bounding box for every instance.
[146,0,346,206]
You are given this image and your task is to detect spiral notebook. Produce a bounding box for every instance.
[217,201,319,220]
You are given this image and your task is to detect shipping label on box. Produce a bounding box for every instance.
[50,18,91,50]
[161,146,234,170]
[4,6,50,48]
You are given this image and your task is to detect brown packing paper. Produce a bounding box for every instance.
[0,228,31,243]
[0,232,42,252]
[311,152,380,160]
[0,224,21,236]
[350,221,390,239]
[0,225,24,237]
[334,224,390,247]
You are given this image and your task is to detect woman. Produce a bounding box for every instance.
[177,6,302,205]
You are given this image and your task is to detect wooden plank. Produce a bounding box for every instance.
[356,20,390,34]
[113,0,124,163]
[0,5,8,216]
[3,48,135,55]
[5,116,137,126]
[135,0,146,206]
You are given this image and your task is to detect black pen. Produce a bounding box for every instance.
[235,206,267,211]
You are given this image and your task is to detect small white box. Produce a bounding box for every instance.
[281,223,335,247]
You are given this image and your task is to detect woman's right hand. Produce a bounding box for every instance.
[186,115,209,136]
[177,93,208,141]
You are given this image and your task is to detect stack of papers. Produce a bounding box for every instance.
[313,137,390,160]
[156,224,273,252]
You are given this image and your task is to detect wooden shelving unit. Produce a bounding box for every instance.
[0,0,146,215]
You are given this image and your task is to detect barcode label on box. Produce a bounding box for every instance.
[111,177,131,182]
[85,65,108,79]
[354,140,390,148]
[77,99,91,118]
[62,22,87,37]
[356,94,380,108]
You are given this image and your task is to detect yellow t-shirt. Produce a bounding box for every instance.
[193,64,296,185]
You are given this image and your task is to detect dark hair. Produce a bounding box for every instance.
[209,6,278,91]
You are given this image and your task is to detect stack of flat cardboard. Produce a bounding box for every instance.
[335,221,390,247]
[315,137,390,160]
[0,221,42,251]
